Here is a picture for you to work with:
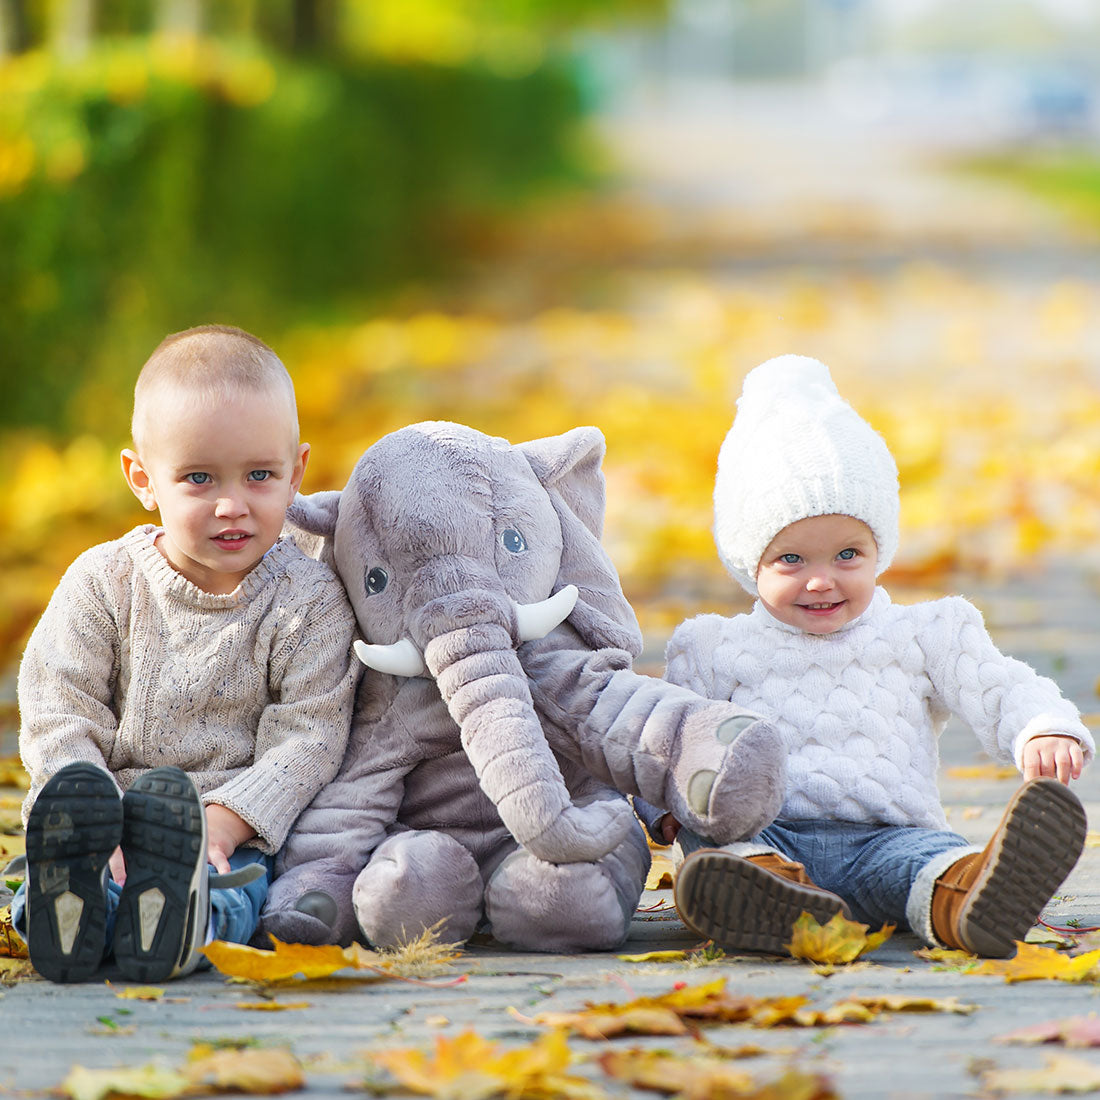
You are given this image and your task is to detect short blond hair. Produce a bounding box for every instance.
[132,324,299,453]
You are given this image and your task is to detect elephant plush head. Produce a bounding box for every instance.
[287,421,642,862]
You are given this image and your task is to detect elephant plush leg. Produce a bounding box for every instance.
[353,831,483,948]
[259,865,361,947]
[484,818,650,952]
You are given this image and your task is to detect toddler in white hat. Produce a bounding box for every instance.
[665,354,1092,957]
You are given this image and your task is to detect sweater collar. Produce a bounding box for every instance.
[751,585,891,636]
[125,524,289,607]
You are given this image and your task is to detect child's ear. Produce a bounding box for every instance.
[289,442,310,497]
[121,449,158,511]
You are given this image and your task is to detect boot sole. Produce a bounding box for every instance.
[674,849,851,956]
[956,777,1087,958]
[25,763,122,983]
[114,768,206,982]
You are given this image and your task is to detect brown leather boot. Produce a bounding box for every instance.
[930,777,1087,958]
[674,848,851,956]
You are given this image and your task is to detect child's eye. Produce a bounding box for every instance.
[779,553,802,565]
[248,470,271,482]
[185,472,211,485]
[837,548,857,561]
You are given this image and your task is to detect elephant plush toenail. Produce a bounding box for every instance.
[716,715,757,744]
[687,769,716,813]
[294,890,338,928]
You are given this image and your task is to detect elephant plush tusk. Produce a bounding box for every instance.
[515,584,579,642]
[353,638,428,678]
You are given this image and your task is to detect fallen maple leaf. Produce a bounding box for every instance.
[201,937,364,982]
[645,853,675,890]
[787,911,895,964]
[371,1029,605,1099]
[0,904,28,959]
[112,984,165,1000]
[599,1050,838,1100]
[996,1015,1100,1047]
[184,1047,304,1094]
[616,949,690,963]
[979,1053,1100,1094]
[843,994,976,1016]
[58,1063,191,1100]
[973,943,1100,983]
[914,946,980,971]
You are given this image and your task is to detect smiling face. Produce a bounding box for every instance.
[122,383,308,594]
[755,514,878,634]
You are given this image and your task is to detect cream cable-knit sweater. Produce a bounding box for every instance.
[18,525,360,854]
[664,588,1093,831]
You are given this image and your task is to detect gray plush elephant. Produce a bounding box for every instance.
[260,421,784,952]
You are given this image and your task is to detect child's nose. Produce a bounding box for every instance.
[805,570,835,592]
[215,494,247,518]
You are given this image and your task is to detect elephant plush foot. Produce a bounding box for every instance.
[485,819,650,952]
[354,831,483,948]
[259,866,360,946]
[664,705,786,844]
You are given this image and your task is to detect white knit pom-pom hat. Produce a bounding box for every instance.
[714,354,899,594]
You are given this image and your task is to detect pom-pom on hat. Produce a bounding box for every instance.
[714,354,899,594]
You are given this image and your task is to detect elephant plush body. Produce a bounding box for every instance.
[260,422,784,952]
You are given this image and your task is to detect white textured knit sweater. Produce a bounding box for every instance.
[664,588,1094,830]
[18,525,360,853]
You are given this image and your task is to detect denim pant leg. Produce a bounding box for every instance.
[678,819,976,944]
[210,849,273,945]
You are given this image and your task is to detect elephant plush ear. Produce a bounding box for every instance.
[519,428,643,657]
[283,490,341,563]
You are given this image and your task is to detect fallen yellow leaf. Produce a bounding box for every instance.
[616,950,690,963]
[974,943,1100,983]
[235,1000,312,1011]
[0,904,28,959]
[944,764,1018,780]
[980,1052,1100,1094]
[59,1063,191,1100]
[645,853,675,890]
[371,1029,604,1099]
[113,984,165,1000]
[788,911,895,964]
[184,1047,304,1093]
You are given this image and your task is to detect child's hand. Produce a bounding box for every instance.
[1022,735,1084,785]
[109,846,126,886]
[204,803,257,873]
[657,812,682,846]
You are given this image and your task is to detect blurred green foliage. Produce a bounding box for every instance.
[967,152,1100,228]
[0,36,599,434]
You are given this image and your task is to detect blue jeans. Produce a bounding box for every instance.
[680,818,975,938]
[13,848,273,957]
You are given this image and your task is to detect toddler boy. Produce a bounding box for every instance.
[14,324,359,982]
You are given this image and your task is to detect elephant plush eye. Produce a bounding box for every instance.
[501,528,527,554]
[365,567,389,595]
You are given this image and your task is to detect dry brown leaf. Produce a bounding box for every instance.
[599,1050,838,1100]
[787,911,895,964]
[979,1053,1100,1094]
[371,1029,606,1099]
[183,1047,304,1093]
[974,943,1100,983]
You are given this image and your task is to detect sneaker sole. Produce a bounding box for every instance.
[114,768,206,983]
[674,849,851,956]
[25,762,122,983]
[957,777,1087,958]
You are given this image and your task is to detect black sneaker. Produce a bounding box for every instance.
[674,848,851,956]
[114,767,208,982]
[24,761,122,982]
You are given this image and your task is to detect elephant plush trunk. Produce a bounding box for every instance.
[406,565,630,863]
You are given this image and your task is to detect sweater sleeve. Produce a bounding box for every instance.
[202,576,360,853]
[18,551,123,818]
[923,597,1094,770]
